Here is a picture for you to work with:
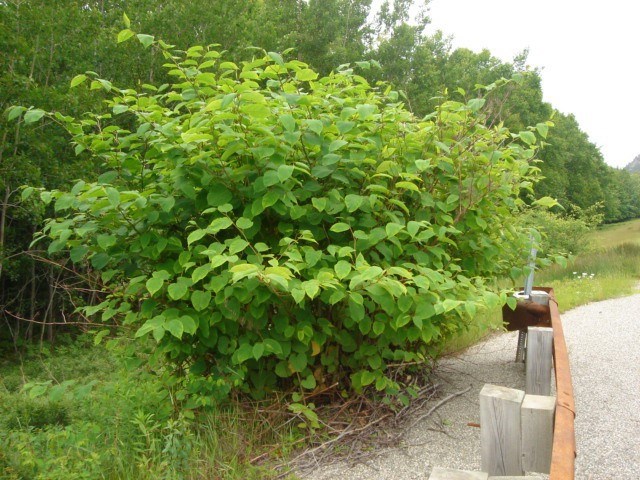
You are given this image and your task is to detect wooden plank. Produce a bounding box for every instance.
[480,384,525,476]
[548,288,576,479]
[526,327,554,395]
[429,467,488,480]
[522,394,555,474]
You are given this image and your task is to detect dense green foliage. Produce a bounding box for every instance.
[17,35,549,402]
[2,0,639,343]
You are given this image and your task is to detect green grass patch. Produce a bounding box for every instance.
[588,218,640,249]
[0,339,295,479]
[536,242,640,311]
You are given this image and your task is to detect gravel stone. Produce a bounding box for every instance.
[301,293,640,480]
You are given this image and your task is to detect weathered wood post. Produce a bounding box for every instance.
[479,384,525,476]
[525,326,554,395]
[521,394,555,474]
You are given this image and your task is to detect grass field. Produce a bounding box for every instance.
[588,218,640,248]
[540,218,640,310]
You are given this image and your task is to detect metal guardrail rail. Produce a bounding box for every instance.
[547,288,576,479]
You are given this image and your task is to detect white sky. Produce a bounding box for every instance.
[424,0,640,168]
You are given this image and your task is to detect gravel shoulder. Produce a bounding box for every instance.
[302,293,640,480]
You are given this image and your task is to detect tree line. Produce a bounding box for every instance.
[1,0,638,343]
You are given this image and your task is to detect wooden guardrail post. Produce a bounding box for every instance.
[526,326,553,395]
[521,394,555,473]
[479,384,525,476]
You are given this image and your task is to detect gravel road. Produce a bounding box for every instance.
[302,293,640,480]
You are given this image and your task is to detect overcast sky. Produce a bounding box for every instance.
[423,0,639,168]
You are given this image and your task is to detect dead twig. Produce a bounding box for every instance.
[404,386,472,431]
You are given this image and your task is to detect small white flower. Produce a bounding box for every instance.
[572,272,577,275]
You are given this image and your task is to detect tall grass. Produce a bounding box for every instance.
[0,339,295,480]
[537,242,640,311]
[588,218,640,249]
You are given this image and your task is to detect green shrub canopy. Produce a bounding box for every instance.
[24,36,546,406]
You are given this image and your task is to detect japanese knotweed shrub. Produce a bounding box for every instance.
[22,35,547,405]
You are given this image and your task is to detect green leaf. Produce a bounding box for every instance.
[106,187,120,206]
[192,264,212,283]
[280,114,296,132]
[385,222,403,237]
[168,282,188,300]
[306,119,323,135]
[330,222,350,233]
[289,352,307,373]
[165,319,184,339]
[467,98,486,112]
[7,106,25,121]
[348,296,365,322]
[536,122,549,139]
[207,185,232,206]
[267,51,284,66]
[328,139,348,152]
[519,130,536,145]
[23,109,45,124]
[264,339,283,355]
[253,343,265,361]
[230,263,260,282]
[187,229,206,246]
[94,329,110,345]
[360,370,376,387]
[344,194,363,212]
[236,344,254,363]
[180,315,198,335]
[302,280,320,299]
[146,277,164,296]
[396,181,420,193]
[70,245,89,263]
[356,104,376,120]
[277,164,295,182]
[262,190,281,208]
[91,253,110,270]
[301,374,316,389]
[334,260,352,280]
[209,217,233,233]
[533,196,559,208]
[191,290,211,311]
[291,288,305,304]
[296,68,318,82]
[236,217,254,230]
[136,34,154,48]
[21,186,35,201]
[311,197,326,212]
[70,74,87,88]
[228,238,249,254]
[117,29,135,43]
[123,12,131,28]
